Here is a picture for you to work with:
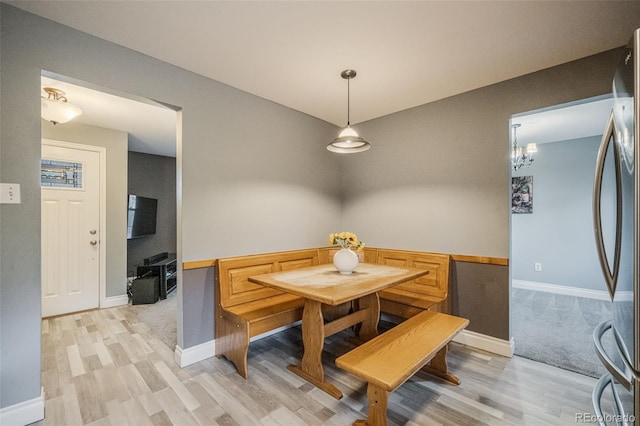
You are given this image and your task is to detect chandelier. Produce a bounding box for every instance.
[511,123,536,171]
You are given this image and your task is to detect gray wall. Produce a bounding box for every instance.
[0,4,340,410]
[451,261,510,340]
[127,151,177,276]
[342,55,619,258]
[41,121,128,299]
[512,136,615,291]
[182,266,215,348]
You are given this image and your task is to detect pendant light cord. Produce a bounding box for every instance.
[347,75,351,126]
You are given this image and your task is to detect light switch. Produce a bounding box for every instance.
[0,183,21,204]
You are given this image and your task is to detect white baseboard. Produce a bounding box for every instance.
[101,294,129,308]
[381,313,513,358]
[0,387,44,426]
[452,329,514,358]
[173,322,302,368]
[173,324,511,374]
[512,279,631,301]
[175,340,215,367]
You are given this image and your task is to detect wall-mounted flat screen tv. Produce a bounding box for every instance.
[127,194,157,239]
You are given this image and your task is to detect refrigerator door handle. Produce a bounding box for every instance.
[592,111,623,300]
[592,374,630,426]
[593,320,633,390]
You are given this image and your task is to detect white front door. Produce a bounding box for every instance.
[41,141,101,317]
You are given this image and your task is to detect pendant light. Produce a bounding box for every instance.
[41,87,82,125]
[327,69,371,154]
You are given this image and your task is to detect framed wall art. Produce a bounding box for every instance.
[512,176,533,214]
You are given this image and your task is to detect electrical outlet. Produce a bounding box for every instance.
[534,262,542,272]
[0,183,21,204]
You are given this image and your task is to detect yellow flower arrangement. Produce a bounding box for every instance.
[329,232,365,251]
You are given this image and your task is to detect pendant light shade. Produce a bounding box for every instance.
[41,87,82,125]
[327,70,371,154]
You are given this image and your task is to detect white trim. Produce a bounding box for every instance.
[174,340,215,367]
[101,294,129,308]
[174,321,512,371]
[452,330,515,358]
[512,279,632,301]
[173,321,302,368]
[381,313,513,357]
[0,387,44,426]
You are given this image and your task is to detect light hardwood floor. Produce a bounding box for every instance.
[34,305,606,425]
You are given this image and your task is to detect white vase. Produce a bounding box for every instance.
[333,248,359,274]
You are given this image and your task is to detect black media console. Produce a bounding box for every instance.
[137,252,177,300]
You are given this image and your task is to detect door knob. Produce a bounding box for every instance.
[90,229,97,235]
[90,240,97,246]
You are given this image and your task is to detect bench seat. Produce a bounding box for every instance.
[225,293,305,336]
[335,310,469,425]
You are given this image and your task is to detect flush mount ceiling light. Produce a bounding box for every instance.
[511,123,536,171]
[327,69,371,154]
[41,87,82,125]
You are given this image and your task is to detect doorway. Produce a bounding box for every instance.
[40,73,180,349]
[509,95,614,377]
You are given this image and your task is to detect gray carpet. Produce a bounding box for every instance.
[126,289,177,350]
[511,287,614,378]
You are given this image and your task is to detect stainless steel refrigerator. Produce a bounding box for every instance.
[592,28,639,424]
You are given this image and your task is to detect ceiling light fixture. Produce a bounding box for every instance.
[327,69,371,154]
[41,87,82,125]
[511,123,536,171]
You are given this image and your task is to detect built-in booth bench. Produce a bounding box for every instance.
[215,247,453,379]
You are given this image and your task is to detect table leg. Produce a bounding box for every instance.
[357,292,380,341]
[287,299,343,399]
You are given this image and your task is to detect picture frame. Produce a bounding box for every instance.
[512,176,533,214]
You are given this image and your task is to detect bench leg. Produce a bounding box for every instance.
[215,310,250,379]
[353,383,388,426]
[420,344,461,385]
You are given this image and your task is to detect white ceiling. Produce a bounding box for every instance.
[16,1,640,156]
[41,76,178,157]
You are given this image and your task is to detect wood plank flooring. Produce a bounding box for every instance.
[34,305,607,425]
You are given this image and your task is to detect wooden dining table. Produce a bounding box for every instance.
[248,262,428,399]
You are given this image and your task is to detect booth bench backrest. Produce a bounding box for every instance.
[375,249,449,302]
[217,248,321,309]
[216,247,449,312]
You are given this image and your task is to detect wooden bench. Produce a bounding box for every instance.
[215,249,321,378]
[335,310,469,426]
